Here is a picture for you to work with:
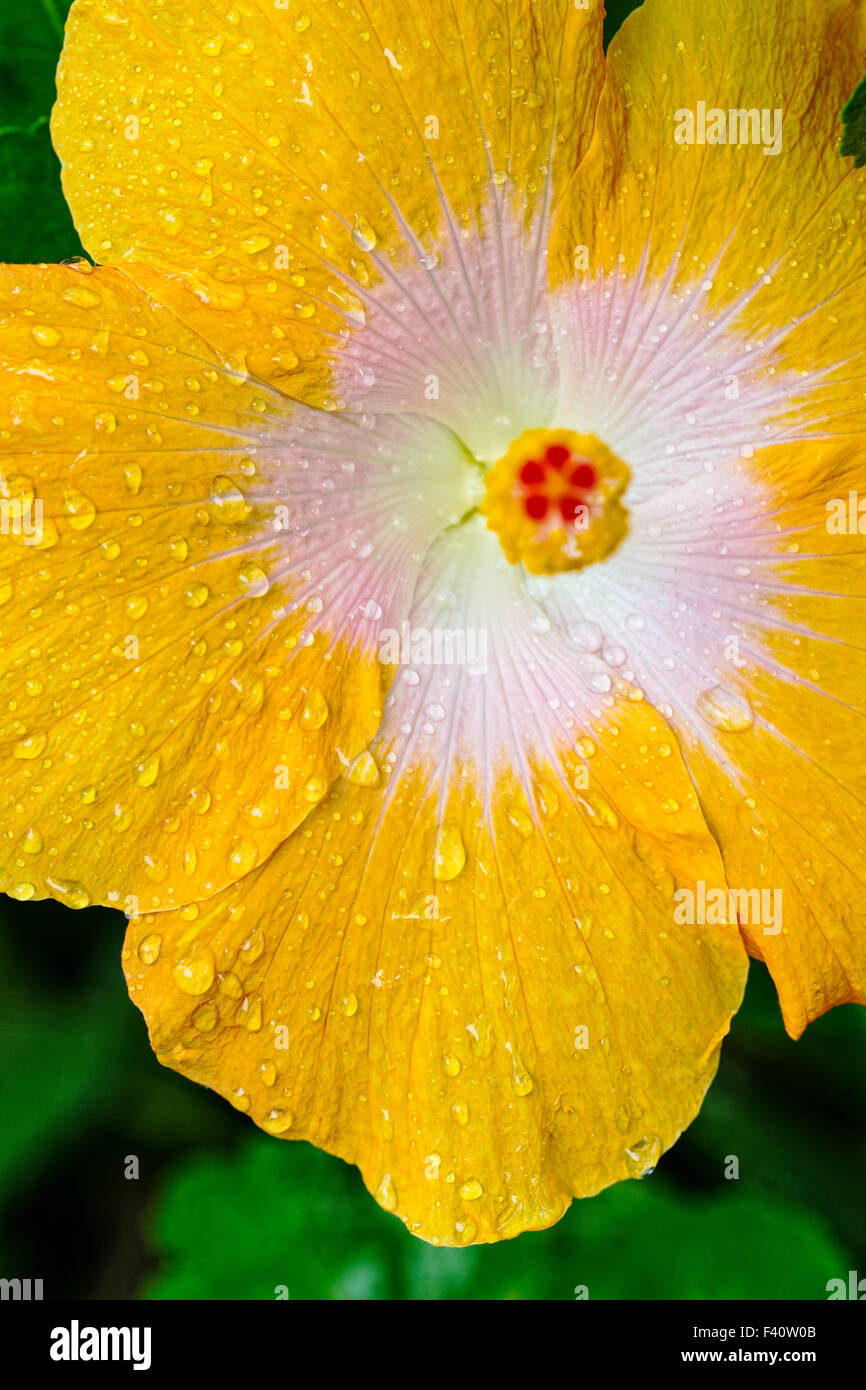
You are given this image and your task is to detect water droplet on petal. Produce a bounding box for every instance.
[238,995,263,1031]
[125,594,148,619]
[13,731,47,760]
[238,561,269,596]
[124,463,142,495]
[432,823,466,881]
[624,1133,662,1177]
[63,284,101,308]
[192,1002,218,1032]
[696,686,754,733]
[274,348,299,371]
[228,838,259,878]
[133,754,161,788]
[261,1108,294,1135]
[535,780,559,817]
[376,1173,398,1211]
[507,804,534,839]
[352,215,377,252]
[241,233,272,255]
[299,688,329,729]
[63,490,97,530]
[345,750,380,786]
[45,876,90,910]
[31,325,62,347]
[174,944,216,995]
[208,475,248,523]
[239,927,265,964]
[302,774,327,803]
[21,826,43,855]
[568,620,603,652]
[182,582,210,609]
[258,1060,277,1087]
[137,933,162,965]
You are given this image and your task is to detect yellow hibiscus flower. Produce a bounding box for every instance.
[0,0,864,1247]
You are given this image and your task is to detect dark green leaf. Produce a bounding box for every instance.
[0,0,71,129]
[840,74,866,167]
[146,1128,850,1301]
[0,121,83,262]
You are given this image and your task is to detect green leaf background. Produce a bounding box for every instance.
[0,0,864,1300]
[841,75,866,168]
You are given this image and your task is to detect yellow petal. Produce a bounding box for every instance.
[0,262,470,911]
[682,438,866,1037]
[122,523,747,1243]
[541,0,866,1035]
[551,0,866,435]
[54,0,604,401]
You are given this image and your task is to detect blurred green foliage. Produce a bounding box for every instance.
[2,883,863,1299]
[0,0,83,262]
[841,75,866,168]
[148,1135,849,1302]
[0,0,864,1301]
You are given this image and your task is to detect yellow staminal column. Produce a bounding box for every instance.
[481,429,631,575]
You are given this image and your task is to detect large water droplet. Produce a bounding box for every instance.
[340,991,359,1018]
[134,754,161,787]
[228,838,259,878]
[696,686,754,733]
[62,490,97,530]
[208,475,248,523]
[182,582,210,609]
[21,826,43,855]
[352,215,377,252]
[432,823,466,881]
[238,561,269,596]
[299,688,329,730]
[624,1133,662,1177]
[31,325,62,347]
[345,750,380,786]
[137,933,162,965]
[261,1108,294,1135]
[13,731,47,760]
[376,1173,398,1211]
[173,944,216,995]
[45,876,90,910]
[302,774,327,803]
